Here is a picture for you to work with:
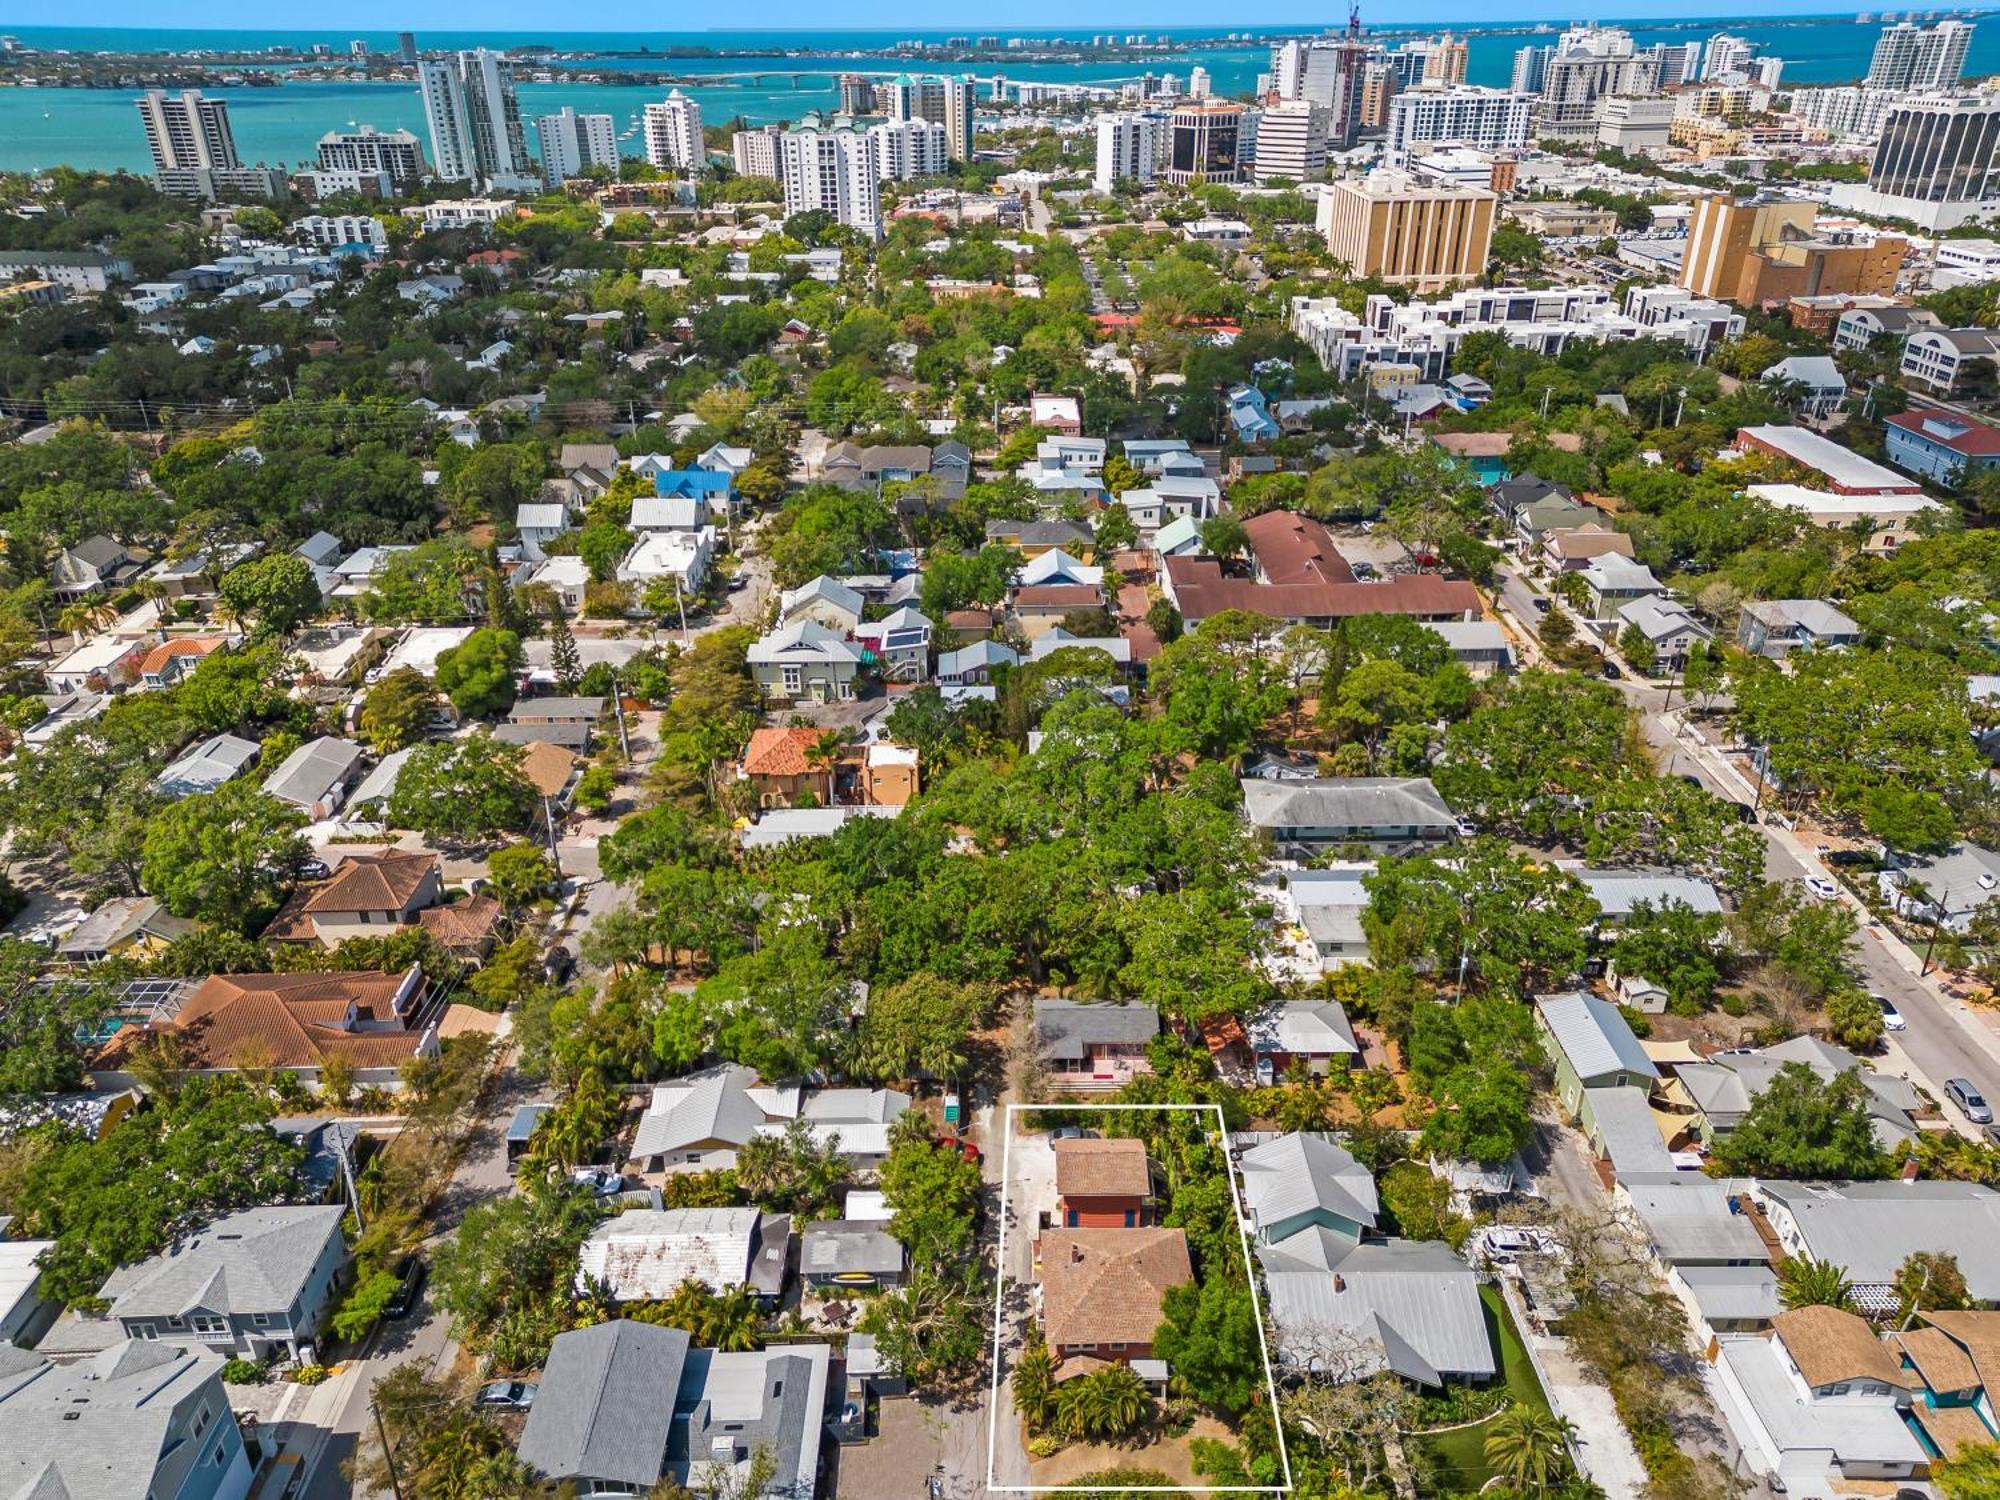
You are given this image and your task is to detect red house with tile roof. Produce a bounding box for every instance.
[1054,1137,1154,1229]
[1037,1226,1192,1366]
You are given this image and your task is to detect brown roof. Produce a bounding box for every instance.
[519,740,581,798]
[1164,556,1480,625]
[1893,1327,1980,1394]
[1545,526,1634,562]
[437,1002,503,1039]
[304,851,437,915]
[1432,432,1512,458]
[1921,1309,2000,1396]
[1039,1228,1191,1349]
[417,894,504,952]
[742,726,827,778]
[1910,1401,1996,1460]
[1013,584,1104,610]
[92,967,427,1075]
[1055,1138,1152,1200]
[1242,510,1356,587]
[1772,1305,1906,1391]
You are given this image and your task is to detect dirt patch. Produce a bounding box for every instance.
[1025,1413,1241,1487]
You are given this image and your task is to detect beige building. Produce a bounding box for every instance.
[1679,193,1906,307]
[1423,34,1469,84]
[1317,170,1497,290]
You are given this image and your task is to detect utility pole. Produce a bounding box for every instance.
[610,674,631,761]
[372,1400,405,1500]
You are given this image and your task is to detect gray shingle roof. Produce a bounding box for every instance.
[800,1220,905,1277]
[261,735,364,808]
[0,1341,229,1500]
[1033,999,1157,1061]
[518,1320,691,1489]
[1240,777,1457,834]
[1536,992,1657,1084]
[101,1205,344,1321]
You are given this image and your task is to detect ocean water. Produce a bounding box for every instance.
[0,15,1992,174]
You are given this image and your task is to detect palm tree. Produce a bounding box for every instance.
[1483,1403,1576,1495]
[1778,1256,1856,1311]
[56,598,114,645]
[806,728,845,805]
[1013,1340,1056,1430]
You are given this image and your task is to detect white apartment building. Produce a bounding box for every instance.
[869,118,950,181]
[1622,284,1747,356]
[1701,33,1756,81]
[1385,84,1535,165]
[1250,102,1328,183]
[419,198,517,230]
[536,107,617,185]
[418,51,535,191]
[780,120,881,238]
[315,126,424,185]
[883,74,976,161]
[293,213,389,249]
[1597,96,1677,151]
[137,89,283,200]
[1787,86,1909,143]
[1932,237,2000,288]
[1866,19,1972,91]
[732,124,785,184]
[1094,111,1166,192]
[643,91,705,173]
[1535,29,1662,142]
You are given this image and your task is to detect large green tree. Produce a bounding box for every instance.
[140,781,308,931]
[386,734,539,842]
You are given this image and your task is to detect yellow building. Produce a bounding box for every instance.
[1317,170,1497,292]
[1680,193,1907,307]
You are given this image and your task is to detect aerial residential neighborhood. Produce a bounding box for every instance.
[7,12,2000,1500]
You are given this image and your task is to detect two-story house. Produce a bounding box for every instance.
[747,622,863,704]
[1037,1226,1191,1369]
[1054,1137,1153,1228]
[99,1204,347,1360]
[1737,599,1861,659]
[50,536,148,598]
[1534,991,1660,1153]
[263,850,444,948]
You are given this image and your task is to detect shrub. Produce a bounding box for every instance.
[292,1363,330,1386]
[221,1358,267,1385]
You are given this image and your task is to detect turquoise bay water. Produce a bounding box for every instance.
[0,15,1992,174]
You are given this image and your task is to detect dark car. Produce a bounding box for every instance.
[384,1254,426,1319]
[1601,661,1622,680]
[297,857,330,881]
[543,945,576,985]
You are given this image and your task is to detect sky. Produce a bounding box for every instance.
[3,3,1991,33]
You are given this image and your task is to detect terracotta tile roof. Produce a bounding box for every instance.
[1164,556,1480,625]
[1054,1138,1152,1200]
[518,740,581,798]
[139,636,224,676]
[417,894,504,952]
[303,850,437,916]
[1040,1228,1191,1349]
[1772,1305,1907,1391]
[742,726,827,778]
[92,967,427,1075]
[1243,510,1356,587]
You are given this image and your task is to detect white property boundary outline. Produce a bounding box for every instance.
[983,1101,1296,1493]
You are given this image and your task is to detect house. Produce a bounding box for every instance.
[0,1341,253,1500]
[1761,355,1847,420]
[1161,555,1479,628]
[985,518,1095,560]
[1227,385,1279,444]
[261,735,365,819]
[1619,1178,1771,1272]
[1534,992,1659,1137]
[575,1207,790,1303]
[618,527,716,595]
[1569,868,1723,926]
[142,544,259,602]
[1892,1310,2000,1458]
[1240,776,1460,851]
[1513,494,1600,548]
[748,622,863,703]
[45,636,147,695]
[1578,554,1666,622]
[1035,998,1158,1093]
[89,965,439,1094]
[262,850,444,948]
[1900,326,2000,395]
[1242,1132,1495,1385]
[697,441,755,476]
[56,896,194,964]
[515,502,569,562]
[1030,392,1083,435]
[1023,436,1107,479]
[1123,438,1201,476]
[510,695,607,730]
[821,443,936,488]
[1248,999,1360,1076]
[626,1065,910,1175]
[514,554,591,613]
[779,575,865,633]
[1037,1227,1192,1366]
[0,1233,57,1347]
[739,807,902,850]
[1754,1181,2000,1309]
[1424,620,1514,676]
[799,1221,906,1289]
[137,636,227,690]
[1673,1037,1921,1154]
[1617,596,1713,670]
[1054,1137,1153,1229]
[853,606,932,683]
[1832,304,1940,350]
[1018,549,1103,588]
[1153,515,1204,558]
[50,536,147,596]
[1267,864,1374,973]
[1013,583,1105,630]
[739,726,837,807]
[517,1320,828,1500]
[1879,843,2000,932]
[863,742,920,807]
[650,468,737,521]
[417,895,507,962]
[1883,407,2000,487]
[1733,426,1920,496]
[1487,473,1570,523]
[1119,475,1220,531]
[99,1204,347,1359]
[1542,524,1634,571]
[1737,599,1861,659]
[1712,1306,1926,1491]
[561,442,620,474]
[937,639,1019,686]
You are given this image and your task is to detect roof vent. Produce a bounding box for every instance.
[1980,875,1996,891]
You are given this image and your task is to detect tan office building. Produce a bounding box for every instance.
[1317,171,1497,291]
[1679,193,1906,307]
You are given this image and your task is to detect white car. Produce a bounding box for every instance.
[1874,994,1907,1031]
[1803,876,1840,901]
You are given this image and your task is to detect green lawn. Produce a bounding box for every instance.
[1415,1284,1554,1495]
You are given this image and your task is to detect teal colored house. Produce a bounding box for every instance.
[1238,1132,1379,1246]
[1893,1310,2000,1459]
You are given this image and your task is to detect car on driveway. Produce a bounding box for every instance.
[1803,876,1840,901]
[570,1168,626,1195]
[1049,1126,1098,1142]
[476,1381,536,1409]
[1873,994,1907,1032]
[1945,1077,1993,1125]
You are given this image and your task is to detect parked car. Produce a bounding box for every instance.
[1873,994,1907,1032]
[297,858,330,881]
[1255,1055,1276,1087]
[1945,1077,1993,1126]
[544,945,576,985]
[1601,660,1622,680]
[1803,876,1840,901]
[384,1254,426,1319]
[476,1381,536,1410]
[1049,1126,1098,1142]
[571,1168,626,1195]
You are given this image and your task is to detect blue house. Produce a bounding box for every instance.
[1883,408,2000,488]
[652,467,736,519]
[1226,385,1280,445]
